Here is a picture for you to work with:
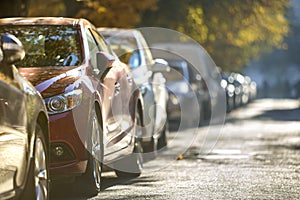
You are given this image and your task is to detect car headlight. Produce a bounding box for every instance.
[44,89,82,114]
[220,79,228,89]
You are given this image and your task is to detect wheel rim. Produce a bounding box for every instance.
[135,113,143,170]
[136,113,142,139]
[91,113,102,190]
[135,141,143,171]
[34,137,48,200]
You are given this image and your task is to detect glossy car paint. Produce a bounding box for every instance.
[0,17,141,178]
[162,60,201,123]
[98,28,168,146]
[0,41,49,198]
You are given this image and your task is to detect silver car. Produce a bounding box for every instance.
[0,34,50,199]
[98,28,169,154]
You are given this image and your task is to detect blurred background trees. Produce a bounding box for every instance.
[141,0,290,72]
[0,0,293,73]
[27,0,158,28]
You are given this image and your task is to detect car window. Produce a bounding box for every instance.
[86,29,101,70]
[163,60,187,82]
[0,25,82,67]
[103,34,141,69]
[136,32,153,66]
[90,29,110,54]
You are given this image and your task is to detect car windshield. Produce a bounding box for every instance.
[0,25,82,67]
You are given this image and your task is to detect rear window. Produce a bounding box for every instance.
[0,25,82,67]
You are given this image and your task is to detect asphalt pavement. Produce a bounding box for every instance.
[52,98,300,200]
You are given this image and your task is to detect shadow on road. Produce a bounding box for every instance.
[51,171,160,200]
[101,175,158,190]
[225,99,300,124]
[252,107,300,122]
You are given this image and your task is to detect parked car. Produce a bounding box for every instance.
[161,59,203,126]
[228,72,250,107]
[98,28,169,153]
[220,71,235,112]
[0,33,50,199]
[226,73,241,108]
[0,17,144,195]
[150,42,225,123]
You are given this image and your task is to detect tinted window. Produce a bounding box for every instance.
[0,25,82,67]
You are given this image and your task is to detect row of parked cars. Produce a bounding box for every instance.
[0,17,171,199]
[0,17,256,199]
[220,71,257,112]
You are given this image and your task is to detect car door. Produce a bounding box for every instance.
[89,29,134,157]
[131,32,156,140]
[0,72,28,194]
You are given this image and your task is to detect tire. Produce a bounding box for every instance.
[114,111,143,178]
[23,124,49,200]
[157,120,168,150]
[198,103,205,126]
[80,109,103,196]
[204,100,212,121]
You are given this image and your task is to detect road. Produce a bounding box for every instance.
[52,99,300,200]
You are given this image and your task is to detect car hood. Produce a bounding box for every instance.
[18,66,81,98]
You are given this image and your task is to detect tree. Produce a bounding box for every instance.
[141,0,290,72]
[0,0,30,17]
[27,0,158,28]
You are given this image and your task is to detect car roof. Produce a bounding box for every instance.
[97,27,141,38]
[0,17,88,26]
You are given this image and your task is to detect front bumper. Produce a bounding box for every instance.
[49,111,89,176]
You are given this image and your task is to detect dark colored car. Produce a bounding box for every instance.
[220,71,235,112]
[160,59,203,126]
[0,17,144,195]
[98,28,169,154]
[0,34,50,199]
[151,42,225,123]
[227,72,247,107]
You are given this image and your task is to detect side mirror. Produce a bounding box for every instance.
[96,51,115,69]
[96,52,115,81]
[0,33,25,65]
[152,58,170,73]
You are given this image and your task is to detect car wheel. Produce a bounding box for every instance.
[142,136,157,161]
[157,119,168,150]
[81,109,103,196]
[24,124,49,200]
[114,111,143,178]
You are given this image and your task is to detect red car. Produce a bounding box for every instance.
[0,17,144,195]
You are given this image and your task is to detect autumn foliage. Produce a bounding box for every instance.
[1,0,290,71]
